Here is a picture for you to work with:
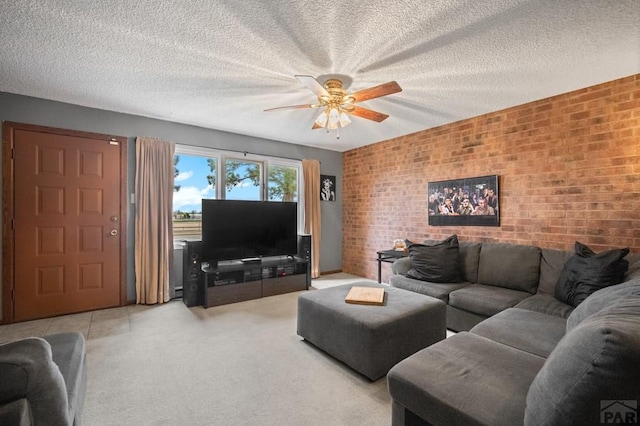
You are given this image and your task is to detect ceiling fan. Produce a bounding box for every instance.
[264,75,402,138]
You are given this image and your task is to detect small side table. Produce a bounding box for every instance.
[376,249,409,283]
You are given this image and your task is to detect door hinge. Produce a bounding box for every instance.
[109,139,119,146]
[11,147,14,159]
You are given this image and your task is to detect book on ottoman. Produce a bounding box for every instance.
[345,286,385,305]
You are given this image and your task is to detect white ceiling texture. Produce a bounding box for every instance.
[1,1,639,152]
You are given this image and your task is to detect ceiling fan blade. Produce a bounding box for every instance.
[263,103,318,112]
[295,75,330,98]
[345,105,389,122]
[350,81,402,103]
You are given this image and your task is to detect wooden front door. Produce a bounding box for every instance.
[3,122,127,323]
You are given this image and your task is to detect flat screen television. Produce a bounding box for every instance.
[201,199,298,264]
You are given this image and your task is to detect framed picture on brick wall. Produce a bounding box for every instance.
[428,175,499,226]
[320,175,336,201]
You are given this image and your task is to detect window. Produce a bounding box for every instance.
[173,147,219,239]
[172,146,303,239]
[268,163,298,202]
[224,158,262,200]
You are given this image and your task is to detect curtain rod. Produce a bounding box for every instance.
[236,150,321,164]
[236,150,302,162]
[176,143,319,163]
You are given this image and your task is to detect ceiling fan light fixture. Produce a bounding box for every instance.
[342,96,355,105]
[314,110,328,127]
[265,75,402,136]
[339,110,351,127]
[327,107,340,130]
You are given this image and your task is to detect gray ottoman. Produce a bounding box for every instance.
[297,282,446,380]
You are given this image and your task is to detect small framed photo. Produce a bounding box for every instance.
[428,175,499,226]
[320,175,336,201]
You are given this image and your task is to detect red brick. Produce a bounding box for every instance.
[341,74,640,280]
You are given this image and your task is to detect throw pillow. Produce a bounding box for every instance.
[406,235,462,283]
[554,241,629,307]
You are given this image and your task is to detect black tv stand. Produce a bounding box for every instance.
[201,256,310,308]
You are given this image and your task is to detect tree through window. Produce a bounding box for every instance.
[222,159,262,200]
[268,164,298,201]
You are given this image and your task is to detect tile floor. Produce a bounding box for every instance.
[0,306,130,344]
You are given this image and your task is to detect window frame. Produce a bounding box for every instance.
[173,145,304,238]
[221,153,264,201]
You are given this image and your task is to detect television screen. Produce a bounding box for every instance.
[201,199,298,263]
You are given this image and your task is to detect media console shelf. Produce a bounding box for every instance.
[202,256,310,308]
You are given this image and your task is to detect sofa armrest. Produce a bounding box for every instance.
[43,332,87,425]
[392,257,412,276]
[0,337,70,425]
[0,398,32,426]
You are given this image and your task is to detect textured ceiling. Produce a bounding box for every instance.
[1,1,639,152]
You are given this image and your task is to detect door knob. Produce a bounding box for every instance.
[110,229,118,236]
[110,216,119,222]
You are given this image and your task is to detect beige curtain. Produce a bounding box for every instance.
[135,137,175,304]
[302,159,321,278]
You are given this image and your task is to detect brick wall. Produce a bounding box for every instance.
[343,74,640,283]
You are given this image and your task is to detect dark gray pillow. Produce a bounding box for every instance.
[554,242,629,307]
[406,235,462,283]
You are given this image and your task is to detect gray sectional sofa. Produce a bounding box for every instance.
[0,332,87,425]
[391,240,639,332]
[387,239,640,426]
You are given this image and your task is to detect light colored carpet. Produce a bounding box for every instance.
[0,273,455,425]
[83,292,390,425]
[79,273,390,425]
[312,272,378,290]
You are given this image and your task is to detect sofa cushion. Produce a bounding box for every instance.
[525,296,640,426]
[538,248,573,295]
[458,242,482,283]
[514,294,574,319]
[554,242,629,307]
[470,308,567,358]
[395,241,481,283]
[406,235,462,283]
[566,278,640,331]
[390,274,470,303]
[448,284,532,317]
[446,305,489,332]
[388,332,546,426]
[477,243,540,294]
[422,240,482,283]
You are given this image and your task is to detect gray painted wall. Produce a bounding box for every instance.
[0,92,343,309]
